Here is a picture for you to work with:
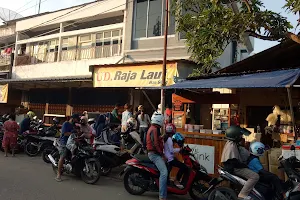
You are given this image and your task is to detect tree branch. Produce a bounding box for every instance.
[242,0,252,12]
[245,31,278,41]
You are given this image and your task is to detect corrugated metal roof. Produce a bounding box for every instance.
[0,75,92,83]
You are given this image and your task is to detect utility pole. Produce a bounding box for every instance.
[161,0,169,116]
[38,0,42,14]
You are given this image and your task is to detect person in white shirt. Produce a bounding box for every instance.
[121,104,132,132]
[137,108,150,145]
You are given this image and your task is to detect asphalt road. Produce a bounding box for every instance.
[0,154,190,200]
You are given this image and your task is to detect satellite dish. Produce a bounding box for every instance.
[0,7,23,25]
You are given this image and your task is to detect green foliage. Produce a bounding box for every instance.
[172,0,294,77]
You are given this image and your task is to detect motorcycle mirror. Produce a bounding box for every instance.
[278,155,283,161]
[291,145,296,151]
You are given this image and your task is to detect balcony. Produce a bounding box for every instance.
[16,44,122,66]
[0,55,11,68]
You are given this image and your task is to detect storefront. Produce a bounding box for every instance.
[92,60,196,113]
[164,68,300,175]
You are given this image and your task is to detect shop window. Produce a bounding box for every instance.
[134,0,175,39]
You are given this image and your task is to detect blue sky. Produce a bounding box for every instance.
[0,0,298,53]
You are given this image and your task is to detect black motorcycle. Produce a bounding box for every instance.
[25,123,59,157]
[48,138,101,184]
[208,145,300,200]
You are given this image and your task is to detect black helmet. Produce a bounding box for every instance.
[225,126,251,142]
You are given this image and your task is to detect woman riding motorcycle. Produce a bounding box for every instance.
[221,126,259,200]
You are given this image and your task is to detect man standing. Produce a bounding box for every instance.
[55,114,80,182]
[111,103,121,124]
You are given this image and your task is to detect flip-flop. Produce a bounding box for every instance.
[55,177,62,182]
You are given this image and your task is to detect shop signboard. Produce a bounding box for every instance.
[93,63,178,87]
[187,144,215,174]
[0,84,8,103]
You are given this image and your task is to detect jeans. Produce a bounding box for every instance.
[233,168,259,198]
[139,127,148,146]
[259,169,283,196]
[148,153,168,199]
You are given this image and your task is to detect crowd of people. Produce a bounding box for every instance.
[1,103,287,200]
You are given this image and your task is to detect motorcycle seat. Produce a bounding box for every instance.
[134,154,153,163]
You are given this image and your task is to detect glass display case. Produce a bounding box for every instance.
[212,104,239,130]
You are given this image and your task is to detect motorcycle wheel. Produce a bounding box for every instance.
[189,180,210,200]
[100,167,112,176]
[81,158,101,184]
[25,142,39,157]
[123,168,147,195]
[208,187,237,200]
[42,147,56,164]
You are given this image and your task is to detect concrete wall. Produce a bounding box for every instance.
[12,56,123,79]
[16,0,126,31]
[0,25,16,38]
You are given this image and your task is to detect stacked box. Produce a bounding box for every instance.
[268,148,285,180]
[259,150,269,171]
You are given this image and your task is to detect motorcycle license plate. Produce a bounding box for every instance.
[119,166,130,177]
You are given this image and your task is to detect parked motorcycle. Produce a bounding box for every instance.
[93,126,144,176]
[48,137,101,184]
[25,121,59,157]
[208,145,300,200]
[120,145,222,200]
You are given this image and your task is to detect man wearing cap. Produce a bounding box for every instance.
[55,114,80,182]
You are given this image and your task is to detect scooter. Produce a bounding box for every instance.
[93,126,144,176]
[208,145,300,200]
[48,137,101,184]
[120,145,222,200]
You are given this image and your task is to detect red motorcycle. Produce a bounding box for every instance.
[120,145,222,200]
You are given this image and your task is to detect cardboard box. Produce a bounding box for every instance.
[268,148,282,166]
[259,150,269,165]
[269,164,285,180]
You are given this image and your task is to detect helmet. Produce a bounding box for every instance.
[27,111,36,118]
[71,114,80,121]
[225,126,251,142]
[151,112,164,126]
[250,142,265,157]
[127,117,137,129]
[80,116,88,125]
[53,117,60,124]
[172,133,185,147]
[166,123,176,134]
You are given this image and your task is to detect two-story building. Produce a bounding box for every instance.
[0,0,254,118]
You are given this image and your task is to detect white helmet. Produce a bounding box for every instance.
[127,117,137,129]
[151,112,164,127]
[250,142,265,157]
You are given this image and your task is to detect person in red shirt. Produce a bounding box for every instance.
[2,114,19,157]
[146,112,168,200]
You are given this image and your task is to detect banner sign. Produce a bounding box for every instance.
[0,84,8,103]
[187,144,215,174]
[93,63,178,87]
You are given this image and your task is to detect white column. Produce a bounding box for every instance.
[13,32,19,68]
[57,23,64,62]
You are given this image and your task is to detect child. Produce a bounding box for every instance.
[164,124,188,189]
[248,142,284,199]
[66,124,83,158]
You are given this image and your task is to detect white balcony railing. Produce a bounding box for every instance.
[0,54,11,67]
[16,44,122,66]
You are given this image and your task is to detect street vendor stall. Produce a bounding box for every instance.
[164,68,300,175]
